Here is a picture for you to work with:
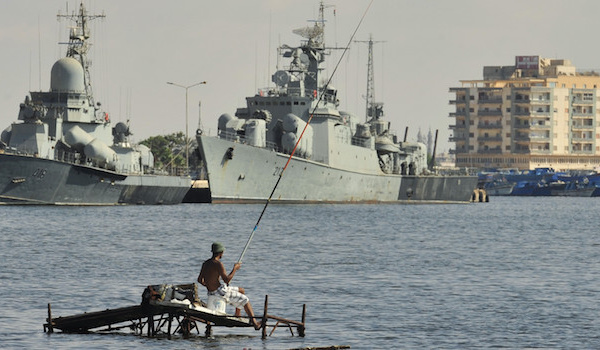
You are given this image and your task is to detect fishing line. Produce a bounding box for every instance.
[238,0,375,264]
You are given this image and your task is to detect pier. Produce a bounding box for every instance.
[44,284,305,339]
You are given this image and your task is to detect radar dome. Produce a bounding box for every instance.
[50,57,85,92]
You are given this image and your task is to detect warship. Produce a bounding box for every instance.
[197,3,477,203]
[0,4,190,205]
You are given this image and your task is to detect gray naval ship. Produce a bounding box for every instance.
[197,3,477,203]
[0,4,190,205]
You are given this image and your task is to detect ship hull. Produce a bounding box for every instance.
[198,136,477,204]
[0,154,190,205]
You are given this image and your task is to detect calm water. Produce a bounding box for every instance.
[1,197,599,349]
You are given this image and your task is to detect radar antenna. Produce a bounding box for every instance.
[57,2,105,109]
[355,34,386,122]
[292,1,328,48]
[292,26,323,41]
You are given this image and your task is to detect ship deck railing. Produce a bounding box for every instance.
[218,130,280,152]
[0,147,185,177]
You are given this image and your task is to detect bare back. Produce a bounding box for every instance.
[198,257,226,292]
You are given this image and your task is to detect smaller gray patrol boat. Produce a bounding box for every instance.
[0,3,190,205]
[196,2,478,203]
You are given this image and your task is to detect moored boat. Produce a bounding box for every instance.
[196,2,477,203]
[0,3,190,205]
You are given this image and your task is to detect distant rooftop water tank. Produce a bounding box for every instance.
[50,57,85,92]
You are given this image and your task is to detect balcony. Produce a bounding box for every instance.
[478,148,502,154]
[477,136,502,142]
[514,124,532,129]
[477,110,502,116]
[530,124,552,130]
[530,98,551,104]
[513,135,531,141]
[449,124,468,130]
[572,98,594,105]
[513,99,531,105]
[477,97,503,104]
[449,136,467,142]
[571,124,594,130]
[571,136,594,142]
[513,110,531,116]
[571,149,594,154]
[449,99,467,105]
[530,149,552,154]
[477,123,502,129]
[572,112,594,118]
[530,135,551,142]
[512,149,551,155]
[449,111,467,117]
[531,109,551,116]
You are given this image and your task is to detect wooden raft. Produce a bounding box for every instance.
[44,285,305,339]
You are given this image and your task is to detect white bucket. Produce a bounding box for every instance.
[206,294,227,314]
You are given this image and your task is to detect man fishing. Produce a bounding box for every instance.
[197,242,261,330]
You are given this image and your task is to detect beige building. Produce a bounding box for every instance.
[449,55,600,171]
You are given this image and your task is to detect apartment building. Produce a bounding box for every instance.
[449,55,600,171]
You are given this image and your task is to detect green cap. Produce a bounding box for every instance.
[211,242,225,253]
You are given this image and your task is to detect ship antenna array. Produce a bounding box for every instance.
[354,34,385,122]
[57,2,105,108]
[238,0,375,264]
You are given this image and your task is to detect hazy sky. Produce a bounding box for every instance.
[1,0,599,152]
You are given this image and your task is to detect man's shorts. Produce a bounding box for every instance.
[210,284,249,308]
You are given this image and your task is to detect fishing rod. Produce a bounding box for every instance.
[238,0,375,264]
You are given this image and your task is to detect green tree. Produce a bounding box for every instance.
[140,132,186,170]
[139,132,203,175]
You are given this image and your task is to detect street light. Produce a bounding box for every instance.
[167,81,207,171]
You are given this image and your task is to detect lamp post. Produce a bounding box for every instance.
[167,81,206,172]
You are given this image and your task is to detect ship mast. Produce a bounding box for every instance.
[355,34,385,122]
[57,3,105,110]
